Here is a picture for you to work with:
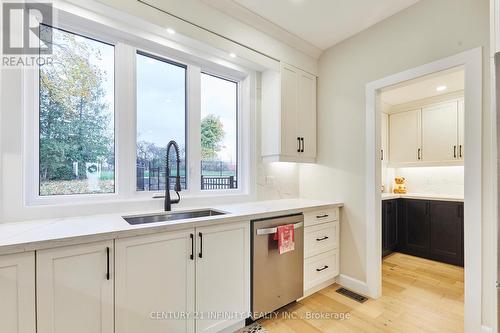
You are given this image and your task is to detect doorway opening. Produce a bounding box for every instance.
[365,48,482,331]
[380,67,465,330]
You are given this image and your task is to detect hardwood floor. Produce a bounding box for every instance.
[259,253,464,333]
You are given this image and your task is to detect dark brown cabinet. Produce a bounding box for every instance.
[382,198,463,266]
[382,199,399,257]
[403,199,430,257]
[429,201,463,266]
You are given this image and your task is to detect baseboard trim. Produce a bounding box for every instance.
[481,325,493,333]
[218,320,246,333]
[337,274,370,297]
[300,277,337,299]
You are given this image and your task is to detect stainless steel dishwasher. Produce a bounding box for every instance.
[251,214,304,318]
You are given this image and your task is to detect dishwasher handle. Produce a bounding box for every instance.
[256,222,303,235]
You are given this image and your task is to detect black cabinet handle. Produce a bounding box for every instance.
[198,232,203,258]
[301,137,305,153]
[106,247,110,281]
[316,214,329,219]
[316,265,329,272]
[418,148,421,160]
[454,145,457,158]
[459,145,463,158]
[316,236,329,242]
[190,233,194,260]
[297,137,301,153]
[381,149,384,161]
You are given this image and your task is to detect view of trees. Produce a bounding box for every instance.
[136,140,186,173]
[201,114,225,160]
[39,26,114,195]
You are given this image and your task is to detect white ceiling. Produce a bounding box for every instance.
[222,0,420,50]
[380,68,465,106]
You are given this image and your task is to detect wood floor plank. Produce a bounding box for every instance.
[259,253,464,333]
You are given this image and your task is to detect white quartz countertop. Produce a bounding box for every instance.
[381,193,464,202]
[0,199,343,255]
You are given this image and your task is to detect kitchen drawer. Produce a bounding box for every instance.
[304,222,339,258]
[304,249,339,291]
[304,207,339,227]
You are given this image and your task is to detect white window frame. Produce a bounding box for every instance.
[23,9,255,206]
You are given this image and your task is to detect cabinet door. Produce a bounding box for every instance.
[429,201,463,266]
[381,113,388,162]
[382,201,389,257]
[115,230,195,333]
[389,109,421,164]
[422,101,458,162]
[37,241,113,333]
[0,252,36,333]
[298,70,316,160]
[404,200,430,256]
[281,64,300,158]
[386,200,399,251]
[458,99,464,160]
[196,221,250,333]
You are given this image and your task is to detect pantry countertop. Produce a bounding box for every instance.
[381,193,464,202]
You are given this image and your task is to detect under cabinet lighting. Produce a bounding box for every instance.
[166,28,176,35]
[436,85,447,92]
[229,52,237,58]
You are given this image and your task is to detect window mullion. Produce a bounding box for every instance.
[115,43,136,198]
[187,65,202,193]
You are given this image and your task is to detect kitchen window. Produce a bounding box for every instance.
[200,73,238,190]
[38,25,115,196]
[136,52,187,191]
[24,11,253,206]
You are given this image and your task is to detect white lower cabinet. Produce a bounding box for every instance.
[115,230,195,333]
[0,252,36,333]
[36,241,114,333]
[196,222,250,333]
[114,221,250,333]
[303,209,340,296]
[1,220,250,333]
[304,249,339,291]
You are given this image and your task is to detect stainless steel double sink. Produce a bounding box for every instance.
[123,209,226,225]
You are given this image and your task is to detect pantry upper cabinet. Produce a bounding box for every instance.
[261,63,317,163]
[389,109,421,164]
[388,99,464,166]
[422,101,458,162]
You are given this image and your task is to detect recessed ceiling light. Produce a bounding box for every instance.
[229,52,237,58]
[166,28,176,35]
[436,85,447,92]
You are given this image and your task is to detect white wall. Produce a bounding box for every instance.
[299,0,493,327]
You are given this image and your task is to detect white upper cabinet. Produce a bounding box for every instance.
[262,63,317,163]
[0,252,36,333]
[388,98,464,166]
[37,241,114,333]
[297,70,317,160]
[280,64,300,159]
[196,222,250,333]
[381,113,388,162]
[422,101,458,162]
[458,98,464,160]
[115,230,195,333]
[389,109,422,164]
